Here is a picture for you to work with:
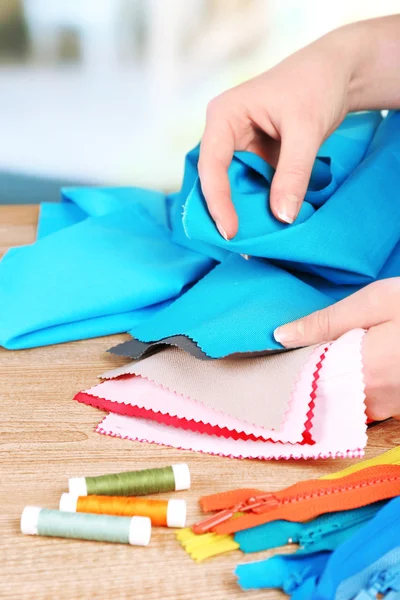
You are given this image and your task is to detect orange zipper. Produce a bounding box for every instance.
[193,464,400,536]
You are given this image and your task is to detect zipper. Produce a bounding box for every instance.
[236,498,400,597]
[313,497,400,600]
[175,527,239,562]
[297,501,386,548]
[235,551,330,593]
[193,464,400,535]
[354,566,400,600]
[234,501,387,554]
[298,522,364,555]
[321,446,400,481]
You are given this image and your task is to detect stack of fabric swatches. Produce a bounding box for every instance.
[177,448,400,599]
[21,464,190,546]
[1,111,400,461]
[75,328,367,459]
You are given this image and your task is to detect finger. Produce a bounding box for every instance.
[274,279,400,348]
[270,122,321,224]
[198,109,238,240]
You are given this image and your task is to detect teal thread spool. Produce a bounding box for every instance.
[21,507,151,546]
[68,463,190,497]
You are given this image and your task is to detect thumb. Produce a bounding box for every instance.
[273,280,399,348]
[270,122,321,224]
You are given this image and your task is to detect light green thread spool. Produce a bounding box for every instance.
[21,507,151,546]
[69,463,190,497]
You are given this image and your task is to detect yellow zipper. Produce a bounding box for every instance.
[321,446,400,480]
[176,528,239,562]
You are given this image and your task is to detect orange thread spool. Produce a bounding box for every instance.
[59,493,186,528]
[78,496,169,526]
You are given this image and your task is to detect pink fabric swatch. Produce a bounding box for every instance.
[84,343,327,444]
[101,346,315,432]
[95,329,367,460]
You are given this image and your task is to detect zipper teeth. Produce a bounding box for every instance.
[301,506,381,542]
[279,475,400,505]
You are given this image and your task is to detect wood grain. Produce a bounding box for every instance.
[1,205,400,600]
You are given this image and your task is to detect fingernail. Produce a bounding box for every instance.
[216,221,228,240]
[274,321,304,347]
[278,194,299,224]
[278,211,294,224]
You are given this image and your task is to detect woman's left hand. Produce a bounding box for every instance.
[274,278,400,421]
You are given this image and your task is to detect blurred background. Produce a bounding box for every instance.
[0,0,398,203]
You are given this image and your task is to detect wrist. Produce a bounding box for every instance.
[326,16,400,112]
[322,21,372,113]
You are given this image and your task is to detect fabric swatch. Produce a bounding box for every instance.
[100,345,315,432]
[76,342,321,442]
[108,335,215,361]
[95,329,367,460]
[108,334,291,361]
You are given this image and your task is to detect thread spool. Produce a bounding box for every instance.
[68,464,190,497]
[21,506,151,546]
[60,493,186,528]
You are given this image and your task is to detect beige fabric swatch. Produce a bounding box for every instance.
[101,346,314,431]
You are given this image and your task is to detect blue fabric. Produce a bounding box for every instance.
[234,502,386,554]
[127,111,400,357]
[1,111,400,353]
[0,195,213,349]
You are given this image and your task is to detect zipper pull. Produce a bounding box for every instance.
[192,493,280,534]
[241,493,280,514]
[192,506,240,534]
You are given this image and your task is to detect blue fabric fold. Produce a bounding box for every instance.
[0,198,213,349]
[0,110,399,354]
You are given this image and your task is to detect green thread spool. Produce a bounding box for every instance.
[68,463,190,497]
[21,507,151,546]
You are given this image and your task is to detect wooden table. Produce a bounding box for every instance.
[1,205,399,600]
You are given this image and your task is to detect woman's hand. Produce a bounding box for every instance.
[199,16,400,239]
[274,278,400,421]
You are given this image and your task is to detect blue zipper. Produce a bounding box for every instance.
[350,555,400,600]
[235,551,330,592]
[234,498,400,598]
[311,497,400,599]
[234,501,387,554]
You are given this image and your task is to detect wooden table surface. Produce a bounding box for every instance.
[1,205,400,600]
